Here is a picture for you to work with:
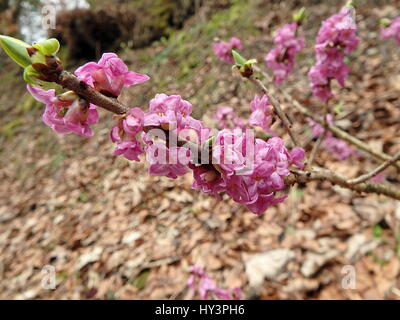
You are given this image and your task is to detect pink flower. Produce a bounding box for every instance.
[265,22,305,85]
[308,6,359,101]
[213,37,243,64]
[307,115,356,161]
[27,85,98,137]
[248,95,274,133]
[209,128,305,214]
[307,114,334,137]
[190,164,226,199]
[290,147,306,169]
[146,143,191,179]
[75,53,149,97]
[212,129,249,175]
[250,94,271,113]
[246,193,287,215]
[381,17,400,45]
[123,107,145,135]
[112,140,144,161]
[110,107,145,161]
[215,106,246,130]
[322,136,357,161]
[144,93,193,130]
[187,265,243,300]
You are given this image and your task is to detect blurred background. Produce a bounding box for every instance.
[0,0,399,299]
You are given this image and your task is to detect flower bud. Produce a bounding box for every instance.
[0,35,32,68]
[380,18,391,27]
[293,7,306,23]
[32,38,60,56]
[58,91,79,102]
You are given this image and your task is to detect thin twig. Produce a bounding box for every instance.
[347,150,400,185]
[307,132,325,169]
[247,75,300,147]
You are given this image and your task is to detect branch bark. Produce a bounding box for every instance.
[56,71,129,115]
[347,150,400,185]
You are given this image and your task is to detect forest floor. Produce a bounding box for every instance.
[0,0,400,299]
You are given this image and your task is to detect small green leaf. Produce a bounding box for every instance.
[0,35,32,68]
[23,65,41,85]
[32,38,60,56]
[293,7,306,23]
[232,50,246,66]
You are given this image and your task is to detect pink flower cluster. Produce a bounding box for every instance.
[248,94,274,135]
[27,53,149,137]
[187,265,243,300]
[196,130,305,215]
[215,106,246,129]
[27,85,99,137]
[380,17,400,45]
[75,53,149,97]
[265,22,305,85]
[110,107,145,161]
[108,92,304,214]
[213,37,243,64]
[109,93,209,179]
[308,6,359,101]
[307,115,357,161]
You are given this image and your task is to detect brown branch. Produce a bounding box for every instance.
[307,132,325,169]
[56,71,129,114]
[347,150,400,185]
[252,65,400,170]
[287,168,400,200]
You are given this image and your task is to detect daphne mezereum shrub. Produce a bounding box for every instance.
[1,1,400,221]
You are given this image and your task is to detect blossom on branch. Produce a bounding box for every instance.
[308,115,357,161]
[27,85,99,137]
[265,22,305,85]
[110,107,145,161]
[308,5,359,101]
[75,53,150,97]
[248,94,273,133]
[380,17,400,45]
[213,37,243,64]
